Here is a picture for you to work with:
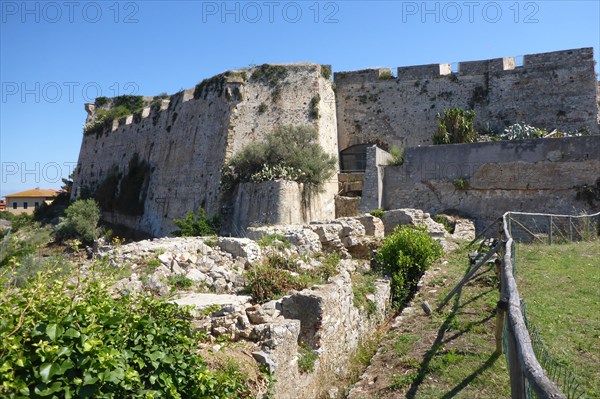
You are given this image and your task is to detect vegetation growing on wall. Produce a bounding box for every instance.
[309,95,320,120]
[432,108,477,145]
[84,96,145,137]
[387,145,405,166]
[250,64,288,87]
[194,74,227,100]
[452,178,469,191]
[320,65,332,80]
[222,125,336,193]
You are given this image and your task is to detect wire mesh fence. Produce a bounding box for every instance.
[502,211,599,399]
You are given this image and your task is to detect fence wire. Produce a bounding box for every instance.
[503,212,599,399]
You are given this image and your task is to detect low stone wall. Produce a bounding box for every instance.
[363,136,600,229]
[229,180,337,235]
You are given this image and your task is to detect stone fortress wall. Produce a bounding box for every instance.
[334,47,599,150]
[72,48,600,237]
[72,64,338,236]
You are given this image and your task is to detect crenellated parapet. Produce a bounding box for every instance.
[335,47,599,149]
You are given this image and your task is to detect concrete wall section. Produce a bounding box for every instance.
[360,146,393,212]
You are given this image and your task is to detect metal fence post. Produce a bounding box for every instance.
[548,215,553,245]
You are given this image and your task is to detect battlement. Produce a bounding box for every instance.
[334,47,596,83]
[396,63,451,80]
[334,68,393,84]
[524,47,594,69]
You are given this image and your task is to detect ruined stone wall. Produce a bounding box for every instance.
[374,136,600,227]
[335,48,599,150]
[72,64,337,236]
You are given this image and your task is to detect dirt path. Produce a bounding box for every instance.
[347,247,511,399]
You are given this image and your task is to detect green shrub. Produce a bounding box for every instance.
[55,199,101,245]
[245,264,304,303]
[320,65,332,80]
[225,125,337,193]
[257,102,268,114]
[297,344,318,373]
[245,253,337,303]
[379,70,393,80]
[375,225,443,305]
[250,64,288,87]
[433,215,455,234]
[387,145,405,166]
[172,208,220,237]
[369,209,384,219]
[452,178,469,190]
[433,108,477,145]
[0,267,250,398]
[168,275,194,290]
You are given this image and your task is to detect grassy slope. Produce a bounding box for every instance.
[350,245,512,398]
[515,240,600,398]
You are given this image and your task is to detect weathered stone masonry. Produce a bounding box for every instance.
[72,48,600,236]
[335,47,599,150]
[73,64,338,236]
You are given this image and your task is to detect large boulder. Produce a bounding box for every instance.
[217,237,262,264]
[381,208,447,238]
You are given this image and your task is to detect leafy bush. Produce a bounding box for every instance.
[257,102,268,114]
[225,125,337,193]
[250,64,288,87]
[433,108,477,145]
[369,209,384,219]
[309,95,320,120]
[84,96,144,136]
[55,199,101,245]
[0,267,250,398]
[375,225,443,305]
[172,208,220,237]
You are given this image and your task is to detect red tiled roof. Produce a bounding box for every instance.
[4,189,59,198]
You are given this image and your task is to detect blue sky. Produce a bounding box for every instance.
[1,0,599,197]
